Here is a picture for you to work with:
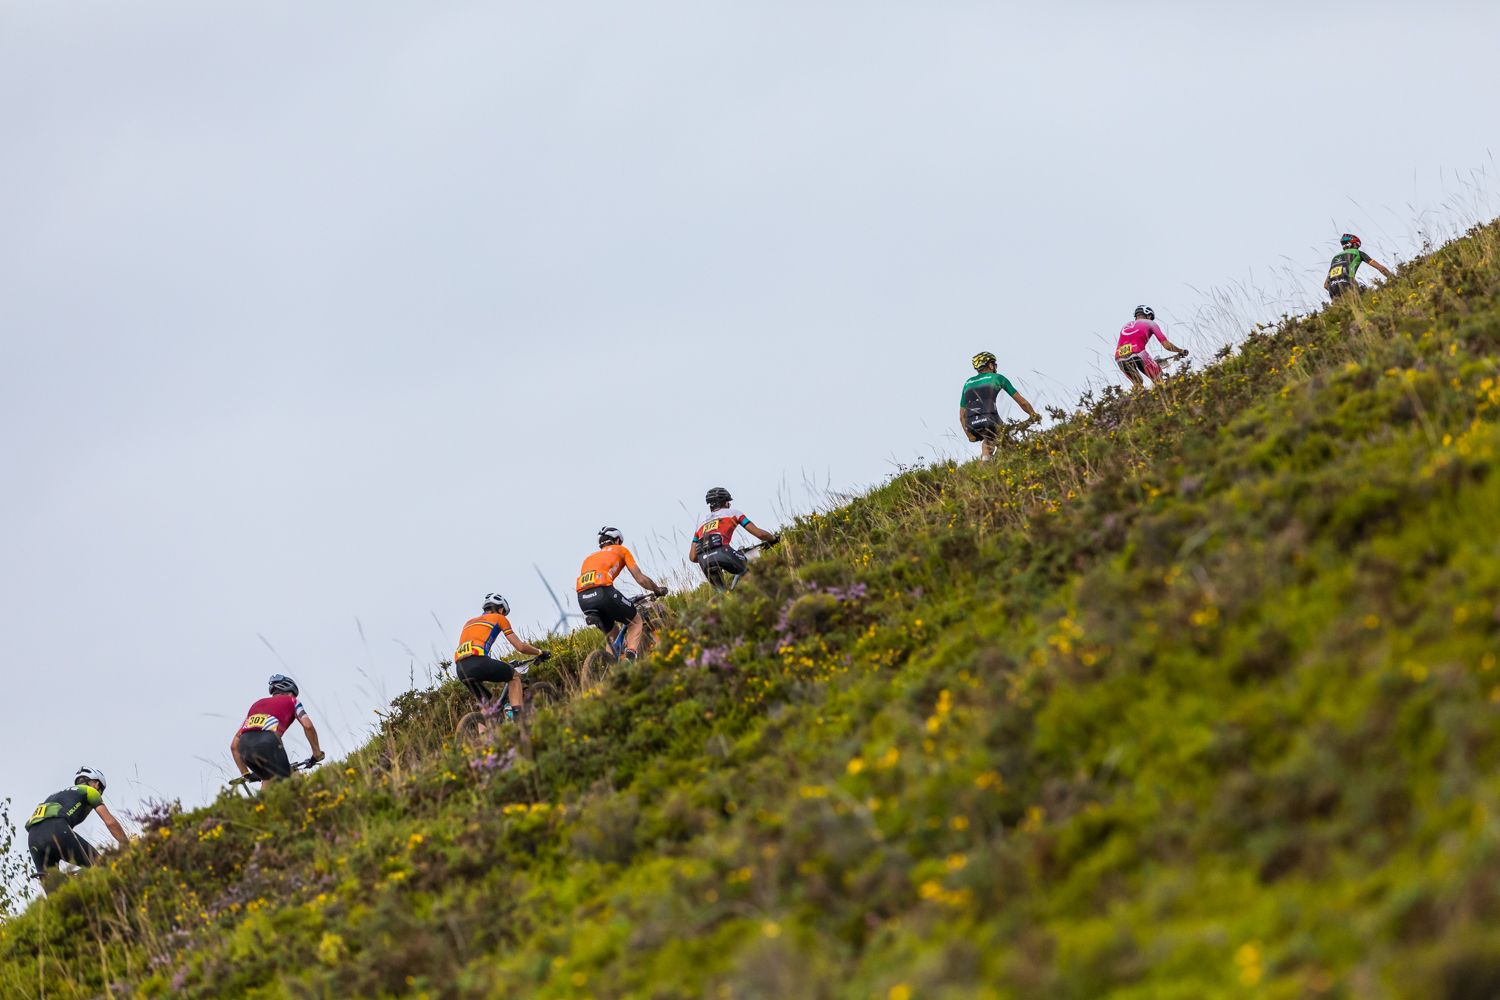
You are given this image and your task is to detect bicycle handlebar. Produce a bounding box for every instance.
[229,756,323,787]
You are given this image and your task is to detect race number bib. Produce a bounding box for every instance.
[1115,344,1137,359]
[245,713,280,733]
[577,570,600,588]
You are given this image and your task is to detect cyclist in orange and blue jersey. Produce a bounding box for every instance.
[453,593,549,718]
[576,527,667,662]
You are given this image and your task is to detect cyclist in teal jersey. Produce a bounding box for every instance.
[1325,233,1394,300]
[960,352,1040,460]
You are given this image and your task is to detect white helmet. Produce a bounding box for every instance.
[75,766,107,791]
[482,592,510,615]
[598,526,623,547]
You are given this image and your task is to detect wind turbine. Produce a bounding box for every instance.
[536,564,586,635]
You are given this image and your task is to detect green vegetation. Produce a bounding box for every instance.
[5,220,1500,998]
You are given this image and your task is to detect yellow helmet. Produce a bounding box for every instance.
[972,351,997,371]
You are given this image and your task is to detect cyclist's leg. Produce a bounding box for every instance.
[57,827,99,869]
[28,824,65,876]
[623,612,645,657]
[1117,356,1145,389]
[457,656,515,706]
[1141,354,1164,385]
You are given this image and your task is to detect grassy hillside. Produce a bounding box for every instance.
[5,220,1500,999]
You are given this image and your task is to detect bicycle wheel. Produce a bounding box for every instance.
[456,711,495,746]
[580,649,611,687]
[524,681,560,714]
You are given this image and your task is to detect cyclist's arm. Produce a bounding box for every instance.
[504,631,543,657]
[1007,391,1040,421]
[1367,255,1395,280]
[1152,325,1187,355]
[230,731,249,777]
[94,802,129,848]
[687,538,699,563]
[744,520,777,543]
[627,565,666,594]
[298,715,324,760]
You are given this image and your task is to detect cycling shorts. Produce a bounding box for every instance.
[1327,279,1356,300]
[700,547,749,585]
[28,819,99,875]
[455,655,516,701]
[239,730,293,780]
[577,585,637,632]
[1116,352,1161,380]
[965,411,1003,442]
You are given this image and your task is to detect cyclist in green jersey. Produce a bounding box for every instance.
[25,767,129,877]
[1324,233,1394,300]
[960,352,1040,460]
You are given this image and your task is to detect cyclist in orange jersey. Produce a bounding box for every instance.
[453,593,549,719]
[576,526,668,662]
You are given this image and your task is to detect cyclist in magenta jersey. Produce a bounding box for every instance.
[231,674,324,782]
[1114,305,1188,389]
[689,487,779,589]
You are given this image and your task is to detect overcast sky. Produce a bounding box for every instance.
[3,1,1497,843]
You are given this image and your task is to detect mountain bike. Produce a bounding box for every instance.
[228,756,322,789]
[579,594,667,685]
[454,656,558,745]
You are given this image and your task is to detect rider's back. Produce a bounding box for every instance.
[577,544,636,591]
[1116,319,1163,354]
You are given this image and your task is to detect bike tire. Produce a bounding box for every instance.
[525,682,560,713]
[455,710,494,746]
[581,649,611,687]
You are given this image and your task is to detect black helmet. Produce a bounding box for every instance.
[598,526,623,547]
[705,487,732,508]
[269,674,299,697]
[1134,305,1155,320]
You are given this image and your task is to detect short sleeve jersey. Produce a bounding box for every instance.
[960,372,1017,417]
[694,508,750,551]
[26,784,103,830]
[239,694,307,736]
[1328,248,1373,284]
[455,612,515,661]
[576,545,638,592]
[1115,320,1167,358]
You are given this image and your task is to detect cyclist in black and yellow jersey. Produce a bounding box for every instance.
[25,767,129,877]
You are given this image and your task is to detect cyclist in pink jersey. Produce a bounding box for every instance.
[1114,305,1188,389]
